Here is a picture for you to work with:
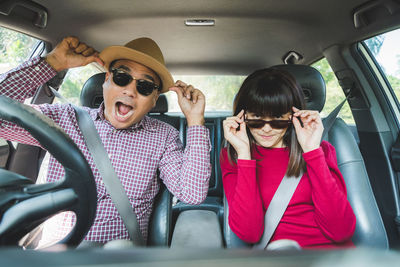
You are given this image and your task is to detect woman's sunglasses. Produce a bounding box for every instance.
[244,117,292,129]
[111,68,160,96]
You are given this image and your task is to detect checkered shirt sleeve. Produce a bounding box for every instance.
[159,125,211,204]
[0,56,57,146]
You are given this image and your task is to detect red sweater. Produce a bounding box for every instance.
[220,141,356,249]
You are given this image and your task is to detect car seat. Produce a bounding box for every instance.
[224,64,389,249]
[80,73,173,246]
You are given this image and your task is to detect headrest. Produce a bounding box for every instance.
[271,64,326,112]
[148,94,168,114]
[80,73,105,108]
[80,73,168,113]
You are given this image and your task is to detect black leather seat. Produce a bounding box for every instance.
[80,73,174,246]
[224,64,389,249]
[172,115,225,230]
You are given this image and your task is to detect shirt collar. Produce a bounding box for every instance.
[92,102,157,132]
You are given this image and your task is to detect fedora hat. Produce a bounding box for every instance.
[99,37,174,93]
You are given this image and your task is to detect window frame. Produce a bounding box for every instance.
[359,39,400,130]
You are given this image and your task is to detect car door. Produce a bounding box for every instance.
[321,26,400,248]
[0,26,47,179]
[360,28,400,248]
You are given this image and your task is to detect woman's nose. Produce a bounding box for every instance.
[261,122,273,132]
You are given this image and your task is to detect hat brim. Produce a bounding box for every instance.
[99,46,174,93]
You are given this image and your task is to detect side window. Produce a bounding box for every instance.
[363,29,400,107]
[312,58,355,125]
[56,64,101,105]
[0,27,41,73]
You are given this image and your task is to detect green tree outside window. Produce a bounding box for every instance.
[0,27,39,73]
[312,58,355,124]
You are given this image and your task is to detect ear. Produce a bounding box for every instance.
[152,92,160,107]
[105,71,111,82]
[102,72,112,90]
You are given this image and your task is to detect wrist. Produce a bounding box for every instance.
[187,116,205,126]
[44,54,65,72]
[237,149,251,160]
[302,145,320,153]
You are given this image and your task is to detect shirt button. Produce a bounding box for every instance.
[35,66,40,71]
[203,134,208,139]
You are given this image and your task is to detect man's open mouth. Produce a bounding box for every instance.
[115,101,134,120]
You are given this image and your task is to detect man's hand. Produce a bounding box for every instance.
[45,36,104,72]
[169,80,205,126]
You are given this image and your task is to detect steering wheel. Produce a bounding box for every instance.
[0,96,97,247]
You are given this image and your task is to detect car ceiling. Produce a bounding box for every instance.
[0,0,399,75]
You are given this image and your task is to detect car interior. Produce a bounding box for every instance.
[1,0,400,266]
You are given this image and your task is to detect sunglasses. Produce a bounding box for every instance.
[111,68,160,96]
[244,117,292,129]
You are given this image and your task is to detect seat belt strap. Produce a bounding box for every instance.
[321,98,347,140]
[253,97,348,249]
[253,173,302,250]
[50,87,145,246]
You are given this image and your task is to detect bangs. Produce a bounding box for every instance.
[244,77,294,117]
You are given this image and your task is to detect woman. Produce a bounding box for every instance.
[221,68,356,249]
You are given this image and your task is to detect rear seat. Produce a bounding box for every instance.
[172,113,229,230]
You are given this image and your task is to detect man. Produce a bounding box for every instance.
[0,36,211,245]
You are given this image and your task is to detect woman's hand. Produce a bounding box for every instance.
[292,107,324,153]
[223,110,251,159]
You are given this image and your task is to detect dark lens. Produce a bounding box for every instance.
[245,119,266,129]
[269,120,291,129]
[136,80,157,96]
[245,119,291,129]
[112,70,132,87]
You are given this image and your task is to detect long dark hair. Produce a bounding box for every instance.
[227,68,307,177]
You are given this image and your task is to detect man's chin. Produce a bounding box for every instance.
[110,112,138,129]
[110,120,133,129]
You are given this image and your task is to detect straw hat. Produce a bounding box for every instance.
[99,37,174,93]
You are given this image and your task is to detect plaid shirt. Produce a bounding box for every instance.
[0,56,211,244]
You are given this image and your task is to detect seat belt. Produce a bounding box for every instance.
[321,98,347,140]
[50,88,145,246]
[252,173,303,250]
[253,97,348,250]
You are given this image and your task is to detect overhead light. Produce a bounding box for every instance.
[185,19,215,26]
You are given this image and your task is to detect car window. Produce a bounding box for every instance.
[169,75,246,112]
[363,28,400,107]
[56,66,353,116]
[312,58,355,124]
[0,26,41,73]
[55,64,101,105]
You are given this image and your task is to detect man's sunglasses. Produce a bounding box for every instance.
[244,118,292,129]
[111,68,160,96]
